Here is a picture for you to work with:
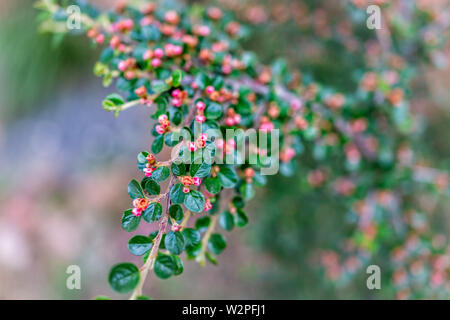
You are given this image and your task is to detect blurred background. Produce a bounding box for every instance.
[0,0,448,299]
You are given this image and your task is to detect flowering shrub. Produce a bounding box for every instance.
[37,0,449,299]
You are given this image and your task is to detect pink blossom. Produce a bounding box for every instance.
[132,208,142,217]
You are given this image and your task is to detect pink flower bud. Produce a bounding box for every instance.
[204,199,212,211]
[96,34,105,44]
[222,66,232,75]
[118,60,127,72]
[225,117,235,126]
[154,48,164,58]
[132,208,142,217]
[206,86,214,94]
[233,114,241,124]
[197,25,210,37]
[151,58,162,67]
[172,98,182,107]
[171,224,182,232]
[193,177,202,186]
[171,89,181,98]
[155,125,165,134]
[260,122,274,132]
[227,139,236,148]
[143,49,153,60]
[123,19,134,30]
[158,114,168,123]
[196,101,205,111]
[195,115,206,123]
[188,142,197,152]
[173,45,183,55]
[199,133,207,141]
[144,168,153,177]
[182,186,190,193]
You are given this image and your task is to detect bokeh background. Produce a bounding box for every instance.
[0,0,449,299]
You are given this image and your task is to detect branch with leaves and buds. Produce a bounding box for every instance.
[37,0,449,299]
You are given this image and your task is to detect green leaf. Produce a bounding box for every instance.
[169,204,184,221]
[171,162,186,176]
[172,69,183,87]
[164,231,185,255]
[141,25,161,41]
[128,235,153,256]
[205,252,218,265]
[235,209,249,227]
[152,134,164,154]
[169,183,186,204]
[189,161,211,178]
[165,132,180,147]
[108,263,140,293]
[217,166,238,188]
[102,93,124,111]
[219,211,234,231]
[205,102,223,119]
[151,81,170,94]
[128,179,145,199]
[239,182,255,200]
[204,177,221,194]
[154,254,175,279]
[195,216,211,232]
[136,295,152,300]
[232,196,245,209]
[184,190,205,213]
[182,228,201,247]
[172,255,184,275]
[121,209,141,232]
[137,151,149,164]
[142,202,163,223]
[144,179,160,195]
[208,234,227,255]
[151,166,170,182]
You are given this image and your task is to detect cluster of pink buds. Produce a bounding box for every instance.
[195,101,206,123]
[164,10,180,25]
[259,116,275,132]
[112,19,134,33]
[109,35,127,52]
[194,25,211,37]
[181,176,202,193]
[188,133,208,151]
[197,133,208,149]
[134,86,153,106]
[295,116,309,130]
[224,108,241,126]
[164,43,183,57]
[118,58,137,79]
[280,147,296,163]
[143,48,164,68]
[171,223,182,232]
[204,198,213,211]
[87,29,105,44]
[156,114,171,135]
[171,89,188,107]
[215,138,236,155]
[143,154,157,177]
[132,198,150,217]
